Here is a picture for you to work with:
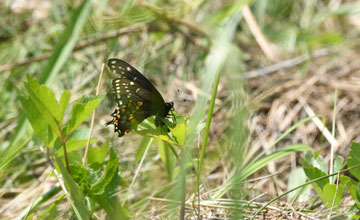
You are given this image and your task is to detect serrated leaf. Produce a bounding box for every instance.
[23,76,60,136]
[347,142,360,181]
[24,75,61,122]
[59,91,71,124]
[55,158,89,220]
[66,96,102,135]
[301,155,328,190]
[19,95,48,142]
[304,152,328,174]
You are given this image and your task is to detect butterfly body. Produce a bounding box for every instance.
[106,58,174,137]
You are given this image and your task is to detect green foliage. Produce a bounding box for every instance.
[340,142,360,209]
[301,143,360,210]
[287,168,311,202]
[20,75,103,149]
[135,113,188,146]
[55,158,89,220]
[17,75,131,218]
[3,0,360,219]
[158,140,176,181]
[347,142,360,180]
[38,0,92,85]
[301,152,344,208]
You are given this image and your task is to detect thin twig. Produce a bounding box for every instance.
[243,6,276,61]
[82,63,105,165]
[243,48,329,79]
[0,25,142,72]
[297,96,339,148]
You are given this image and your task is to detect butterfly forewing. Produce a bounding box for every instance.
[108,59,164,101]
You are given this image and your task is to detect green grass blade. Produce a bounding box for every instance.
[38,0,93,85]
[213,144,313,199]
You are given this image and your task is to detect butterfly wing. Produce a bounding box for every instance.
[107,59,167,136]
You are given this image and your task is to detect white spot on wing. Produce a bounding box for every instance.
[130,81,134,85]
[127,67,131,71]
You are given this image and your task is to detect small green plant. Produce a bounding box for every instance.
[298,142,360,218]
[19,75,131,219]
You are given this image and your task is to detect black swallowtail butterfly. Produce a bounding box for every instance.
[106,58,174,137]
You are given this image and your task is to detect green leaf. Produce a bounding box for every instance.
[347,142,360,181]
[59,91,71,124]
[158,140,176,181]
[304,152,328,174]
[66,95,103,135]
[67,151,84,165]
[134,137,151,163]
[1,0,93,170]
[0,136,30,170]
[340,176,358,202]
[320,183,343,208]
[91,148,121,194]
[301,154,328,190]
[92,194,131,220]
[19,95,49,142]
[23,75,60,136]
[57,139,96,156]
[170,121,187,147]
[24,75,61,122]
[38,0,93,85]
[88,141,109,165]
[334,156,344,174]
[287,167,311,202]
[55,158,89,220]
[57,128,97,156]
